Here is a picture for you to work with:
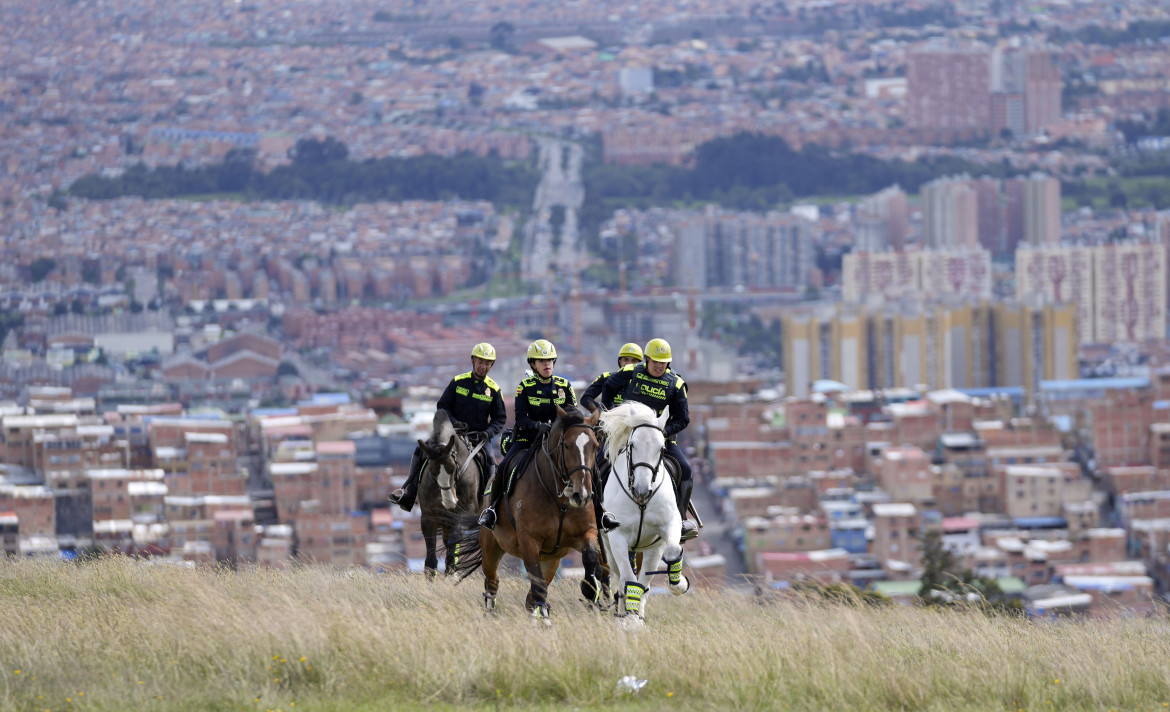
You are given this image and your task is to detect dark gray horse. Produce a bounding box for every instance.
[416,410,483,578]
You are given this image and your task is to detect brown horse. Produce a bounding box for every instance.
[449,407,604,621]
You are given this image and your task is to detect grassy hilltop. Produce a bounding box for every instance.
[1,557,1168,712]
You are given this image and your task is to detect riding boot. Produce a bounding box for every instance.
[478,465,505,529]
[388,451,424,512]
[593,469,621,532]
[678,478,698,541]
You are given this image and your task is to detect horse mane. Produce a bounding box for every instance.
[600,401,657,463]
[426,410,458,448]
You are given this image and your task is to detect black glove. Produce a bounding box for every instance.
[536,422,552,435]
[467,431,486,445]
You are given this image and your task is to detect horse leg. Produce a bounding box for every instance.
[664,537,687,593]
[442,524,456,576]
[540,558,559,589]
[579,535,606,610]
[518,539,550,621]
[601,529,636,617]
[480,530,503,614]
[421,518,439,580]
[627,542,664,617]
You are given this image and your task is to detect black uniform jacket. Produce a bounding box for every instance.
[513,374,577,446]
[601,363,689,440]
[436,371,506,439]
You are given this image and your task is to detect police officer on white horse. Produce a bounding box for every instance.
[600,338,698,541]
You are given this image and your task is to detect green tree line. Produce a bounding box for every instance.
[1050,19,1170,47]
[580,131,1015,250]
[69,137,539,209]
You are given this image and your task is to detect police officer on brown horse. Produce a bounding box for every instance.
[478,338,576,530]
[389,342,505,511]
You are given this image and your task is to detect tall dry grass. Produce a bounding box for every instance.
[0,556,1168,712]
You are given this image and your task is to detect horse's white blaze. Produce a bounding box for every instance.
[574,430,590,491]
[562,430,592,499]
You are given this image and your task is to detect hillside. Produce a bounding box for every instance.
[0,557,1167,712]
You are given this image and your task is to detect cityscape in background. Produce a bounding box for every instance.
[3,0,1170,616]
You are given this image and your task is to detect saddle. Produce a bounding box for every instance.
[497,430,547,499]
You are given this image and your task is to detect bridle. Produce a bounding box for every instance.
[606,420,668,552]
[539,422,597,500]
[428,435,486,492]
[616,422,667,507]
[533,420,598,556]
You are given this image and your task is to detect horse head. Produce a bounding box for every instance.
[602,402,667,501]
[549,405,601,509]
[418,410,466,510]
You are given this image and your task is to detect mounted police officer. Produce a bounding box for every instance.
[478,338,577,530]
[580,342,644,532]
[389,342,505,511]
[580,342,642,411]
[601,337,698,541]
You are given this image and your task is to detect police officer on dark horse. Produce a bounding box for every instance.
[600,338,698,541]
[389,342,505,512]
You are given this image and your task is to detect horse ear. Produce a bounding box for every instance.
[417,439,435,458]
[656,408,670,430]
[441,438,456,456]
[556,405,568,419]
[585,404,601,426]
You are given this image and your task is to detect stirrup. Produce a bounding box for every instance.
[478,507,497,530]
[601,511,621,532]
[680,519,699,542]
[388,488,405,505]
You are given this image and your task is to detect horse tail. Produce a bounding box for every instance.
[437,508,484,581]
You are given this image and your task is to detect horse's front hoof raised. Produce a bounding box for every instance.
[670,576,691,595]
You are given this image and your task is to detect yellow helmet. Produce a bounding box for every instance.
[526,339,557,361]
[618,342,643,360]
[644,338,672,363]
[471,342,496,361]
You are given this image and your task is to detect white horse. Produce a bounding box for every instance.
[599,401,690,624]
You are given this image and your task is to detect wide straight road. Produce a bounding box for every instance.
[522,138,585,284]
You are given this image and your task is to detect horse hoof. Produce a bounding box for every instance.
[620,615,646,631]
[531,603,551,626]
